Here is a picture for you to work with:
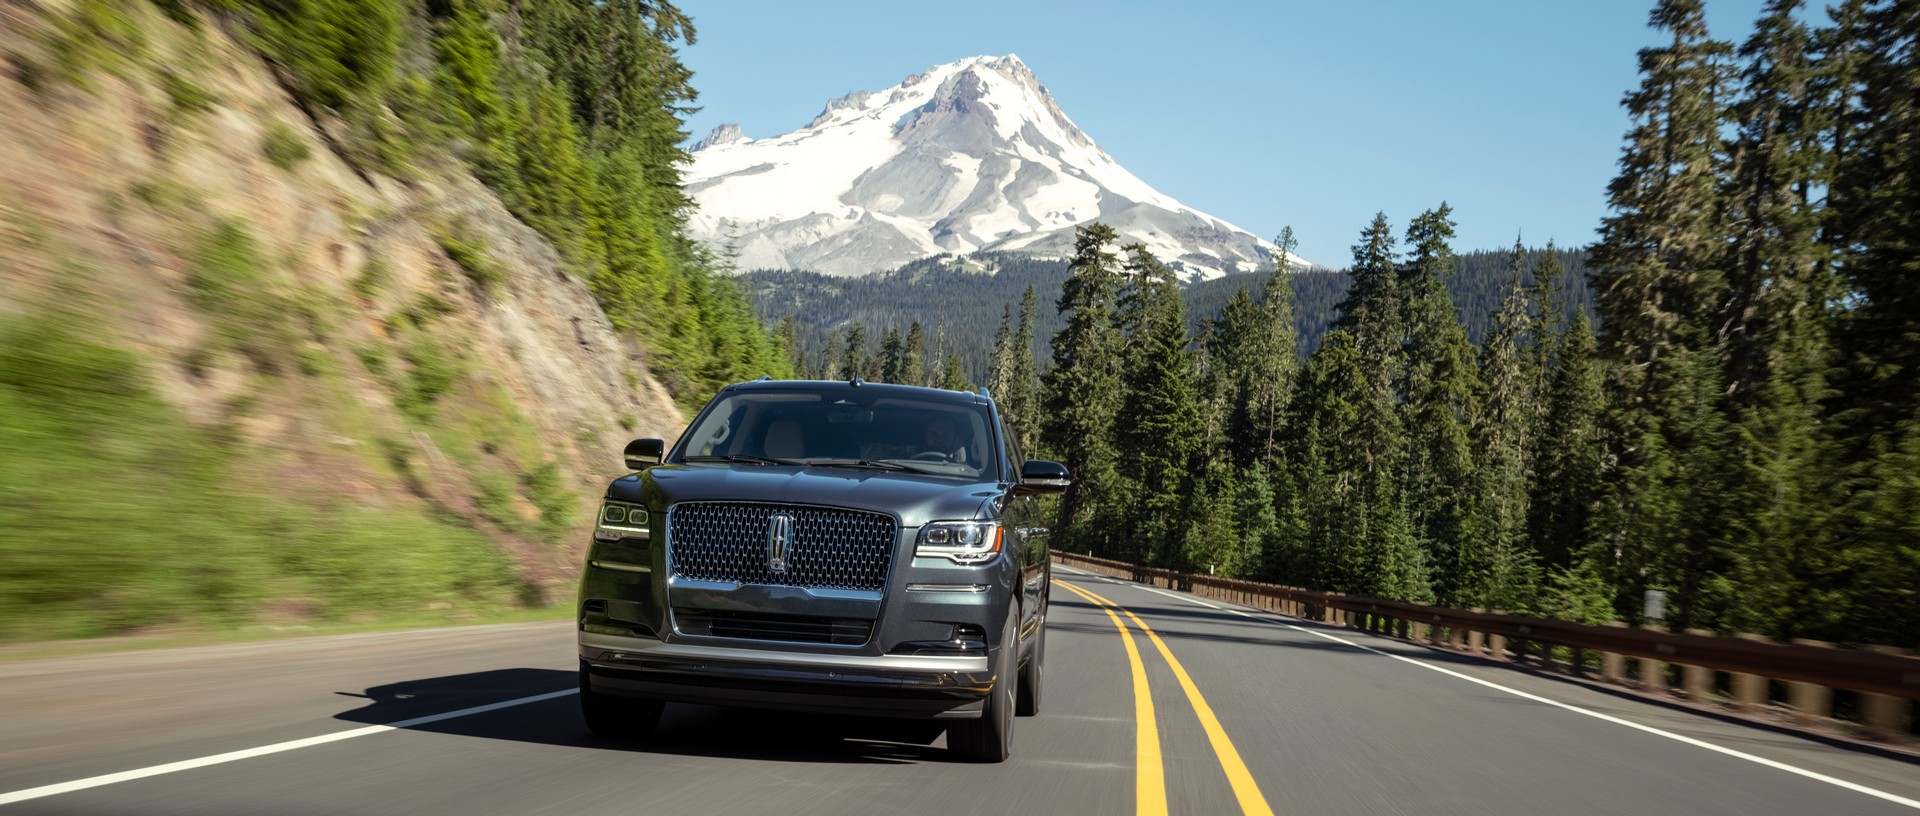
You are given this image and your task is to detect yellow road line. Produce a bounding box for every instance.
[1065,580,1276,816]
[1054,580,1166,816]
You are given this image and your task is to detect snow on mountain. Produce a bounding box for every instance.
[687,54,1298,280]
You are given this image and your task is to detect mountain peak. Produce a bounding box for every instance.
[686,56,1287,278]
[691,123,746,152]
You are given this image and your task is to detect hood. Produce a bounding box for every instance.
[607,463,1003,528]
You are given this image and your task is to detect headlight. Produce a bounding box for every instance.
[915,521,1002,565]
[594,501,650,542]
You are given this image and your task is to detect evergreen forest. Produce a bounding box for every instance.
[764,0,1920,651]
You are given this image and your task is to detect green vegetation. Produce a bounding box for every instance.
[0,310,523,642]
[261,121,310,169]
[750,247,1596,386]
[159,68,215,114]
[434,226,503,293]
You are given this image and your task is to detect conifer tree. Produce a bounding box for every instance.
[939,353,971,391]
[1529,312,1606,574]
[879,326,904,384]
[1115,245,1200,568]
[902,322,927,387]
[1589,0,1736,628]
[1398,205,1478,605]
[988,304,1017,401]
[1244,228,1301,467]
[1473,272,1543,611]
[1008,285,1041,452]
[1040,224,1127,556]
[1290,331,1425,599]
[1714,0,1835,634]
[1828,0,1920,444]
[838,323,868,381]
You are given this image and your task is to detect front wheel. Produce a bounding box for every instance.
[948,612,1017,762]
[1016,617,1044,716]
[579,665,663,739]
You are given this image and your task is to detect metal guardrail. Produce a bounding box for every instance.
[1053,551,1920,737]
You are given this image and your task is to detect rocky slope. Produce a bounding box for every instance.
[0,0,682,633]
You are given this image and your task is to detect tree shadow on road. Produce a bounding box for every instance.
[333,668,948,765]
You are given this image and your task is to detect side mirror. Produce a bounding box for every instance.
[1016,460,1070,494]
[624,438,665,470]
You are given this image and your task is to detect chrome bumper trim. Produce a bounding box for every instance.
[590,560,652,574]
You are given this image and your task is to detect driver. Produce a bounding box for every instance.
[921,414,964,462]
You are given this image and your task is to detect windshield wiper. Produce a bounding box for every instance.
[682,454,800,466]
[801,458,911,472]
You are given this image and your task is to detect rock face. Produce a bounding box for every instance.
[692,123,746,152]
[688,55,1296,279]
[0,4,682,601]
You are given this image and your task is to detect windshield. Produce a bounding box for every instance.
[674,388,998,479]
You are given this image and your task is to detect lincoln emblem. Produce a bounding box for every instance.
[767,512,793,573]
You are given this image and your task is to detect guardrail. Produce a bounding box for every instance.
[1052,551,1919,739]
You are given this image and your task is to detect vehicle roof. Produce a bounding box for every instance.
[721,378,990,406]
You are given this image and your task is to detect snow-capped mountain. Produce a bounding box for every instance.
[687,54,1296,279]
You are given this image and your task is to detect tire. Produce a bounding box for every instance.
[949,611,1017,762]
[1016,617,1044,717]
[579,665,663,739]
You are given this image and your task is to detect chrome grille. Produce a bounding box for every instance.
[666,503,897,591]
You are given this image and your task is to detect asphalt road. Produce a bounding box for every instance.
[2,565,1916,815]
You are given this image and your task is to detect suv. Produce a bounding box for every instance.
[576,378,1069,762]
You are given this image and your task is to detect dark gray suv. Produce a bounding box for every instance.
[576,378,1068,762]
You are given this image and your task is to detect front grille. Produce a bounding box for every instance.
[675,609,873,645]
[666,502,898,591]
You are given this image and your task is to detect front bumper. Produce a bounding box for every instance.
[580,632,994,718]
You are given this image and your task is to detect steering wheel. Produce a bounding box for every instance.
[910,451,951,462]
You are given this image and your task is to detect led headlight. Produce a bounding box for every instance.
[915,520,1002,565]
[594,501,650,542]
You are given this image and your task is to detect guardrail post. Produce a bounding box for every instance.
[1467,609,1486,655]
[1488,610,1508,661]
[1731,634,1769,709]
[1860,646,1912,738]
[1638,624,1667,691]
[1787,638,1833,722]
[1682,628,1715,700]
[1601,622,1626,682]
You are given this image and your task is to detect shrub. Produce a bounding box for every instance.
[436,227,503,292]
[262,121,311,169]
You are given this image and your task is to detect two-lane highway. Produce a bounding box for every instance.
[1,566,1915,814]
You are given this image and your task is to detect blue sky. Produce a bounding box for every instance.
[678,0,1771,266]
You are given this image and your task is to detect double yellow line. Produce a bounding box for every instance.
[1055,579,1274,816]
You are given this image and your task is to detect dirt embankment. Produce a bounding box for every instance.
[0,0,683,613]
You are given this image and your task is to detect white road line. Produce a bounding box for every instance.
[0,689,578,807]
[1105,578,1920,812]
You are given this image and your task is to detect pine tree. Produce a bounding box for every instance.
[1334,213,1403,381]
[1713,0,1836,634]
[838,323,868,381]
[1473,271,1543,611]
[1589,0,1736,629]
[939,353,971,391]
[1398,205,1476,605]
[879,326,904,384]
[1008,285,1041,452]
[1040,224,1127,556]
[775,315,803,377]
[988,304,1017,401]
[1289,331,1424,599]
[1529,313,1606,574]
[902,322,927,387]
[1828,0,1920,445]
[1115,245,1200,568]
[1244,228,1301,467]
